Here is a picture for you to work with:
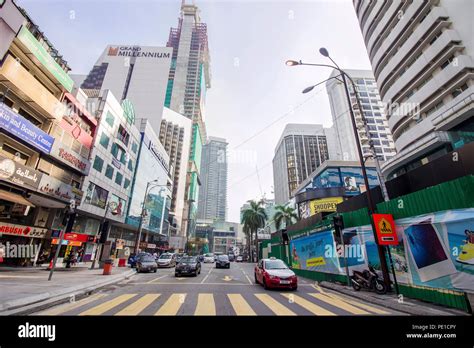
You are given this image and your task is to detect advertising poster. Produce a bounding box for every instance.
[342,208,474,293]
[289,230,344,274]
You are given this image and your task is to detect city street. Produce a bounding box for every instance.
[32,262,401,316]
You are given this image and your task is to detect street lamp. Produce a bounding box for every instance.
[286,48,392,290]
[134,179,170,254]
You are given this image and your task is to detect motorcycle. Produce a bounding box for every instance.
[351,265,387,294]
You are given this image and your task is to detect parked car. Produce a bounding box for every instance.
[236,255,243,262]
[136,254,158,273]
[214,252,223,261]
[175,256,201,277]
[228,254,235,262]
[216,254,230,269]
[254,257,297,290]
[157,253,176,268]
[203,253,215,263]
[197,255,204,262]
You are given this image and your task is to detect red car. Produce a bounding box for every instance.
[254,257,297,290]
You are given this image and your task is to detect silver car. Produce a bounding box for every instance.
[157,253,176,268]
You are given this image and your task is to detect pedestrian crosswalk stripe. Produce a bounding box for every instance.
[308,293,370,315]
[281,293,336,316]
[321,293,390,315]
[155,293,186,316]
[195,293,216,315]
[34,293,108,316]
[227,294,256,316]
[115,294,160,316]
[79,294,137,316]
[255,294,296,316]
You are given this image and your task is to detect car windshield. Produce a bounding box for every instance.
[159,254,172,259]
[265,260,288,270]
[218,255,229,261]
[141,256,155,262]
[205,253,213,257]
[180,257,196,264]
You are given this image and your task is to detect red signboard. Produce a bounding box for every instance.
[372,214,398,245]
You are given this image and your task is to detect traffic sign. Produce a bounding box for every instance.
[372,214,398,245]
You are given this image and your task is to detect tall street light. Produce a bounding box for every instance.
[134,179,169,254]
[286,49,392,290]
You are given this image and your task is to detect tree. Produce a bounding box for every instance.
[241,200,268,262]
[273,204,299,231]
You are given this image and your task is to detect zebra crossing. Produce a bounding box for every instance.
[34,289,393,316]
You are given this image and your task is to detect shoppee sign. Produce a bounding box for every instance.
[17,26,73,92]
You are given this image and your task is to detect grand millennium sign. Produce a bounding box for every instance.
[108,46,170,58]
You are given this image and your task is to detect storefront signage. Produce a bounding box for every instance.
[0,222,47,238]
[116,239,125,250]
[373,214,398,246]
[38,175,73,202]
[139,241,148,249]
[0,155,43,190]
[150,142,169,172]
[17,26,73,92]
[0,103,54,154]
[309,197,344,215]
[50,140,90,175]
[108,46,170,59]
[147,243,156,249]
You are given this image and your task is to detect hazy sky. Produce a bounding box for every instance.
[17,0,372,223]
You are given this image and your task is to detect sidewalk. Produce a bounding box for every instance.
[0,265,136,315]
[316,280,470,316]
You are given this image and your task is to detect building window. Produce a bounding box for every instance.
[99,133,109,149]
[117,124,130,146]
[105,165,114,179]
[127,159,133,172]
[124,178,131,189]
[105,111,114,127]
[92,155,104,172]
[115,172,123,186]
[452,83,468,98]
[131,142,138,153]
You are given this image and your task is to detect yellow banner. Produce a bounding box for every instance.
[309,197,344,215]
[306,257,326,268]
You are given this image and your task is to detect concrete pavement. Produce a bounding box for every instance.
[31,262,405,316]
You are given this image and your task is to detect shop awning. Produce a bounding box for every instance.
[27,194,66,209]
[0,189,35,207]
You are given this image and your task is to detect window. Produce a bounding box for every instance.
[105,111,114,127]
[0,144,29,165]
[366,118,375,124]
[131,142,138,154]
[115,172,123,186]
[117,124,130,146]
[452,83,468,98]
[111,143,119,158]
[18,108,41,127]
[369,132,379,138]
[92,156,104,172]
[368,125,377,131]
[99,133,109,149]
[105,165,114,179]
[124,178,131,189]
[127,159,133,171]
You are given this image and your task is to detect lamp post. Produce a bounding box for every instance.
[286,49,392,290]
[134,180,169,254]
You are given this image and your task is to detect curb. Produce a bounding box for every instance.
[0,269,136,315]
[318,281,468,316]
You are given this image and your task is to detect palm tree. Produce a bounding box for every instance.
[273,204,299,230]
[241,200,267,262]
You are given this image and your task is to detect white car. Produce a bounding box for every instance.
[203,253,215,263]
[236,255,243,262]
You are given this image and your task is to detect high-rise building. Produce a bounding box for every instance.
[198,136,228,221]
[158,107,192,248]
[272,124,334,204]
[77,44,172,131]
[353,0,473,179]
[163,1,211,240]
[326,69,397,163]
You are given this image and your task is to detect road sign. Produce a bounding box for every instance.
[373,214,398,245]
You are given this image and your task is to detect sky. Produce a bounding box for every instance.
[17,0,373,223]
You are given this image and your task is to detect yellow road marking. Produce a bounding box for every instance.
[146,275,168,284]
[223,276,232,281]
[115,294,160,316]
[227,294,256,316]
[255,294,296,316]
[308,293,370,315]
[34,293,108,316]
[195,294,216,315]
[323,292,390,314]
[281,293,336,316]
[79,294,137,316]
[155,294,186,316]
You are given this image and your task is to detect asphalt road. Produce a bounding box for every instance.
[32,262,402,316]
